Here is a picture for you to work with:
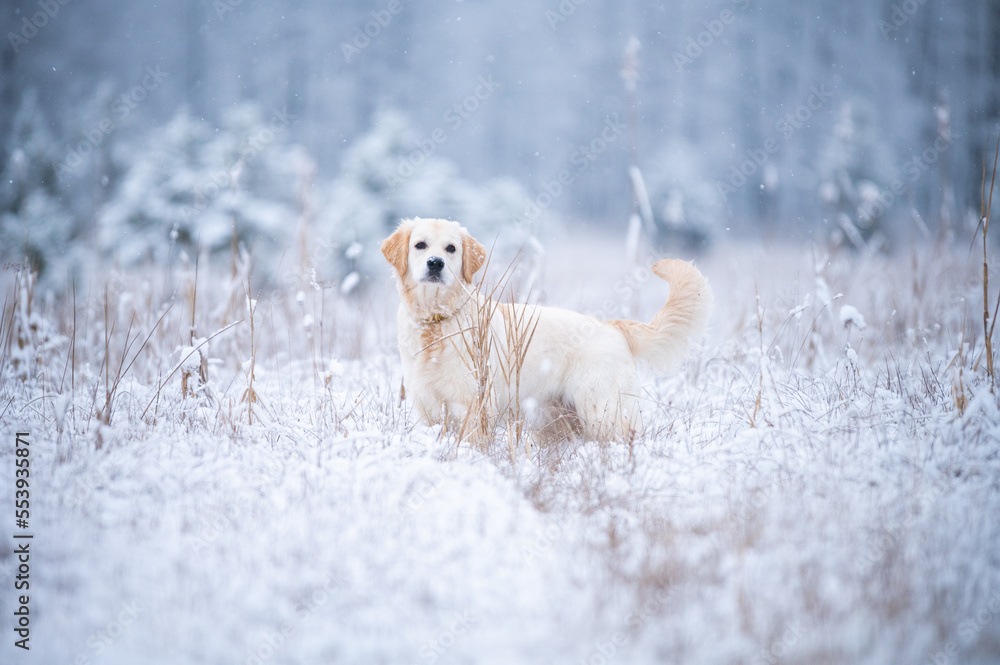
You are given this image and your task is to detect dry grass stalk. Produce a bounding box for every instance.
[181,249,208,399]
[455,268,504,450]
[497,290,540,462]
[90,281,172,446]
[241,268,260,425]
[140,320,240,422]
[6,269,41,379]
[979,134,999,390]
[449,249,547,460]
[750,286,764,427]
[97,283,114,437]
[58,281,77,395]
[0,279,14,381]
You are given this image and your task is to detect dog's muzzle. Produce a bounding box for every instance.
[424,256,445,283]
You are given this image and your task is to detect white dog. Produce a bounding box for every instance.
[382,217,713,442]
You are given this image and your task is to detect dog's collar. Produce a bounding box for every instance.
[417,292,473,325]
[423,312,450,324]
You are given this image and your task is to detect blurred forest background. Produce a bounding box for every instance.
[1,0,998,286]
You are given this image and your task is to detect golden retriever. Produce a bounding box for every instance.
[381,217,713,442]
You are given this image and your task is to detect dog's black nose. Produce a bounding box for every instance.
[427,257,444,272]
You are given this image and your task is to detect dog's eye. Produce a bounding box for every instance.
[414,241,427,250]
[445,244,456,253]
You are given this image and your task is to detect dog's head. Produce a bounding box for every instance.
[381,218,487,312]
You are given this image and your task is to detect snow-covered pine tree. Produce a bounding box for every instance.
[816,101,895,251]
[643,139,720,253]
[0,90,78,283]
[320,108,535,292]
[97,104,304,272]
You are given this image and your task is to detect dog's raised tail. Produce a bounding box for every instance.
[609,259,713,375]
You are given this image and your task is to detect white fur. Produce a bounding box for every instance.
[382,217,713,442]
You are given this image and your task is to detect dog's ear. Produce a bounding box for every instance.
[461,231,487,283]
[381,221,412,278]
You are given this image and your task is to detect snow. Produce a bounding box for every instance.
[2,4,996,659]
[839,304,868,330]
[1,237,999,664]
[344,242,364,261]
[177,338,208,372]
[340,272,361,296]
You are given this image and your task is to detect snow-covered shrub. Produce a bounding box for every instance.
[1,270,65,381]
[643,139,720,253]
[816,101,896,250]
[0,91,79,283]
[318,109,534,288]
[97,104,307,272]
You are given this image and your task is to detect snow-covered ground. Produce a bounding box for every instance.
[2,233,999,664]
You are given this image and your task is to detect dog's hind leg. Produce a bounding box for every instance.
[572,384,638,442]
